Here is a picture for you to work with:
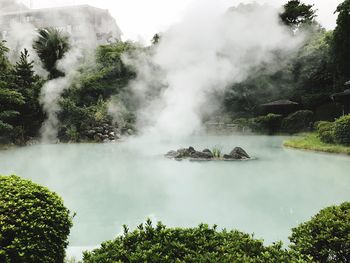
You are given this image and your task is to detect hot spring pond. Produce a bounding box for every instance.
[1,135,350,259]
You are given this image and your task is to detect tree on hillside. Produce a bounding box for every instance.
[0,86,25,137]
[151,33,161,45]
[57,41,137,142]
[290,30,336,109]
[333,0,350,85]
[0,41,25,139]
[12,49,44,139]
[33,28,70,79]
[280,0,317,30]
[0,40,10,71]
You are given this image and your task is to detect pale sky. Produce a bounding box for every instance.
[20,0,343,42]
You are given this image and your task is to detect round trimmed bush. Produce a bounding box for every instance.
[289,202,350,262]
[281,110,314,134]
[316,121,335,144]
[0,175,73,263]
[334,114,350,146]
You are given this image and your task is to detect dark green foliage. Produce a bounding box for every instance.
[62,42,136,107]
[0,87,25,108]
[0,175,73,263]
[0,44,44,143]
[223,69,294,118]
[33,28,70,79]
[333,114,350,145]
[0,120,13,134]
[0,40,10,71]
[151,33,161,45]
[279,0,316,29]
[223,8,337,120]
[223,29,335,120]
[281,110,314,133]
[290,202,350,262]
[293,30,335,103]
[58,97,111,142]
[332,0,350,84]
[316,121,335,143]
[58,42,137,141]
[83,219,308,263]
[250,114,283,134]
[232,118,251,132]
[12,49,44,140]
[0,42,25,138]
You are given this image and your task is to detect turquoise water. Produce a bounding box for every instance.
[0,135,349,259]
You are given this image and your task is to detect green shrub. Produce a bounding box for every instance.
[290,202,350,262]
[0,175,73,263]
[250,113,283,134]
[334,114,350,146]
[281,110,314,134]
[211,145,222,158]
[83,219,308,263]
[232,118,250,132]
[66,125,80,142]
[316,121,335,143]
[233,118,249,126]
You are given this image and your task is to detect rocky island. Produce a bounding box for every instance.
[165,146,251,161]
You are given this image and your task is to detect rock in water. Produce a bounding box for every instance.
[190,151,213,159]
[202,149,212,154]
[230,147,250,159]
[165,150,179,158]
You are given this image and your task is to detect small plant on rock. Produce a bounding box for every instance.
[212,145,222,158]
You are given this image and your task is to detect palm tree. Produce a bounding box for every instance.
[33,28,70,79]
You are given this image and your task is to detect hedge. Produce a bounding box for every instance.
[334,114,350,146]
[290,202,350,262]
[82,219,308,263]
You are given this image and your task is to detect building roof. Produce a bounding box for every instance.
[0,4,109,17]
[261,100,299,106]
[0,4,123,41]
[332,89,350,97]
[0,0,29,14]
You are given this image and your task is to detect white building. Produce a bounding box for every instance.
[0,4,122,45]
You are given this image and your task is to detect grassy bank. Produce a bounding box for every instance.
[0,144,13,151]
[284,133,350,155]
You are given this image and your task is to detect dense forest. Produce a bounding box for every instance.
[0,0,350,145]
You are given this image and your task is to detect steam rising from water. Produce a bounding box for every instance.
[123,2,303,139]
[40,49,83,143]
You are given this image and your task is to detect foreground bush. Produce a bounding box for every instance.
[334,114,350,146]
[281,110,314,134]
[316,121,335,143]
[0,175,73,263]
[83,219,308,263]
[290,202,350,262]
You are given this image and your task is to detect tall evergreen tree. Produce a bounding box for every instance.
[0,41,25,140]
[333,0,350,86]
[280,0,317,30]
[12,49,44,140]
